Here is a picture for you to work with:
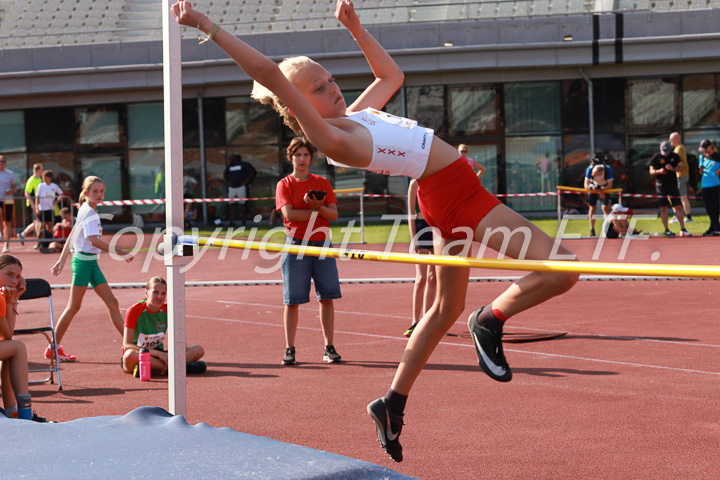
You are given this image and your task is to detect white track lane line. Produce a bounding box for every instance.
[190,308,720,376]
[215,300,720,349]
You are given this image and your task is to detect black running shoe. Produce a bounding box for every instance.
[467,307,512,382]
[367,397,404,463]
[186,360,207,374]
[30,412,50,423]
[323,345,342,363]
[403,323,418,337]
[282,347,296,365]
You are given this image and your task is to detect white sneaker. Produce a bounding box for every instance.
[1,245,8,253]
[668,216,679,224]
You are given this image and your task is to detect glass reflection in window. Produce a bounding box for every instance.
[226,97,278,145]
[682,75,720,129]
[77,109,120,145]
[505,82,561,135]
[128,103,164,149]
[505,136,561,211]
[449,85,498,136]
[628,78,677,129]
[0,111,26,153]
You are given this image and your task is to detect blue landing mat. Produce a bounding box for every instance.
[1,406,414,479]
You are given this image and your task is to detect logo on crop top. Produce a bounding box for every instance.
[360,113,375,126]
[421,133,427,150]
[377,147,406,157]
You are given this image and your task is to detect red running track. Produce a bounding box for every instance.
[13,234,720,480]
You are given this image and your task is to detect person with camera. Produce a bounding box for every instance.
[275,137,342,366]
[584,155,614,236]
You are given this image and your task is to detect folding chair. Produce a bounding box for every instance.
[13,278,62,390]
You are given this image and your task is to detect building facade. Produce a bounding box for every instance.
[1,3,719,223]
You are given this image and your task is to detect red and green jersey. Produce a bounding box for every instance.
[124,300,168,350]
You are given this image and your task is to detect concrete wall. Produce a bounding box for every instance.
[1,9,718,110]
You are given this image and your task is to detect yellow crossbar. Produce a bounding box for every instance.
[182,236,720,279]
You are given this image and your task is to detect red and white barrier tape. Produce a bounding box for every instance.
[495,192,557,198]
[96,192,365,206]
[620,193,701,200]
[95,191,567,206]
[94,189,704,207]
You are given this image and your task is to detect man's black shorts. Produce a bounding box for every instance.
[655,183,682,208]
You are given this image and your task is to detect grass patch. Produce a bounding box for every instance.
[186,213,711,245]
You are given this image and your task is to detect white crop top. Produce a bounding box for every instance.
[327,108,434,179]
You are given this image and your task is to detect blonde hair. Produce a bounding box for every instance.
[287,136,316,159]
[251,56,322,134]
[78,176,104,204]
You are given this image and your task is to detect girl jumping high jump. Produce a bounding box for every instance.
[172,0,578,462]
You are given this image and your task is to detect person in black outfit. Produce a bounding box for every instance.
[224,154,257,226]
[649,141,690,237]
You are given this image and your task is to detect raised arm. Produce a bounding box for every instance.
[335,0,404,113]
[171,2,342,155]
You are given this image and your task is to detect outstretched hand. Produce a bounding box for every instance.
[171,1,203,28]
[335,0,361,31]
[50,260,64,277]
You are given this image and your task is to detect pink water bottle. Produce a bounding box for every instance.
[139,348,151,381]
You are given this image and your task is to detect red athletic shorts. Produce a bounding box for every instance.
[417,158,501,240]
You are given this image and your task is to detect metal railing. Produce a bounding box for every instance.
[0,194,74,246]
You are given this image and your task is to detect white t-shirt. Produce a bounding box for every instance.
[73,202,102,254]
[0,169,17,204]
[36,182,63,211]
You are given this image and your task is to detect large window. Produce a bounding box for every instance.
[561,80,589,133]
[628,78,678,131]
[25,107,75,152]
[128,149,165,215]
[202,98,227,146]
[128,103,164,149]
[504,82,561,135]
[77,107,122,146]
[226,97,279,146]
[79,152,125,216]
[0,111,25,153]
[593,78,626,133]
[405,85,445,135]
[449,85,499,136]
[682,74,720,130]
[505,136,561,211]
[468,143,500,195]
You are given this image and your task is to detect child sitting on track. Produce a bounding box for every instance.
[171,0,578,462]
[0,254,48,421]
[47,207,72,253]
[122,276,206,376]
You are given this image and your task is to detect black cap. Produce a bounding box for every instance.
[699,139,712,152]
[660,141,672,153]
